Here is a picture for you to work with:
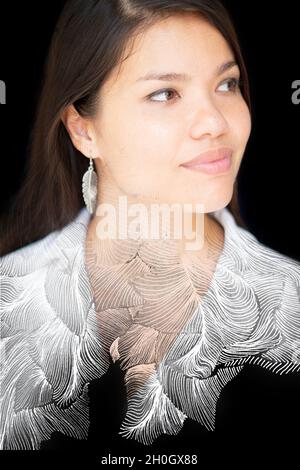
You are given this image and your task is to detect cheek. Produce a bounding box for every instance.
[229,99,252,144]
[104,119,177,174]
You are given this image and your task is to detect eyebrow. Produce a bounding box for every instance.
[135,60,239,82]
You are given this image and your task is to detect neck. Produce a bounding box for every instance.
[88,172,223,261]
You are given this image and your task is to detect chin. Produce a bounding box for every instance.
[202,187,234,213]
[158,182,234,211]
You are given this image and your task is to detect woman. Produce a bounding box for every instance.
[1,0,299,458]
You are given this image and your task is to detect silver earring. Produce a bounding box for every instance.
[82,158,98,214]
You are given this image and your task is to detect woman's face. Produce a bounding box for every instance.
[92,12,251,213]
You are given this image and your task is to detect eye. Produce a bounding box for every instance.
[218,77,242,93]
[146,78,242,103]
[146,88,179,103]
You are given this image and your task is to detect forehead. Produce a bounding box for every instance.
[103,13,234,92]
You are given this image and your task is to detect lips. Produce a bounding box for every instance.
[180,148,233,167]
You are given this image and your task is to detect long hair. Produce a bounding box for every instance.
[0,0,251,255]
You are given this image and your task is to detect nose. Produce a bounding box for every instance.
[189,99,229,139]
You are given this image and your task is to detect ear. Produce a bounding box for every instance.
[61,104,98,159]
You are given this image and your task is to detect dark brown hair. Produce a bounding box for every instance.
[0,0,251,256]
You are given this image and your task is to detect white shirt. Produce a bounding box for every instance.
[1,206,299,449]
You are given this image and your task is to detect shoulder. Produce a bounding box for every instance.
[0,207,108,450]
[212,208,300,375]
[0,207,91,276]
[214,207,300,290]
[0,206,93,334]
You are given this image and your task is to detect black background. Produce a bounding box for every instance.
[0,1,299,466]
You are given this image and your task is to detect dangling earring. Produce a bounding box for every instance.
[82,157,98,214]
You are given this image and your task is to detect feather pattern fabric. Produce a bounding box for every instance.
[0,206,299,449]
